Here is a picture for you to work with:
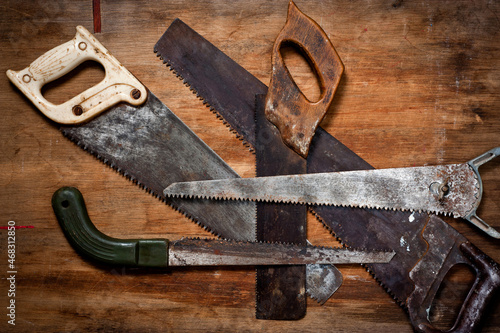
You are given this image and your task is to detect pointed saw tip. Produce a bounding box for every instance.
[308,210,404,305]
[486,227,500,239]
[163,183,182,198]
[383,251,396,263]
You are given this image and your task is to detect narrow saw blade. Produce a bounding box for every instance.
[61,90,343,304]
[164,163,481,218]
[168,238,395,266]
[155,21,343,305]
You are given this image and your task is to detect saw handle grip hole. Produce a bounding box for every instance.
[279,41,322,103]
[41,60,105,106]
[429,264,476,331]
[410,241,500,333]
[6,26,147,125]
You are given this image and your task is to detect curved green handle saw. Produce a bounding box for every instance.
[52,187,395,268]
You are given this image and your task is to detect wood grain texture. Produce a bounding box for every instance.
[0,0,499,331]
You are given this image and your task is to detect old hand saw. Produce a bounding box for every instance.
[165,147,500,239]
[52,187,394,268]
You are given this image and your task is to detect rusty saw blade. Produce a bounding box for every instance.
[253,2,345,318]
[154,19,500,332]
[153,21,344,305]
[6,27,255,242]
[164,148,500,239]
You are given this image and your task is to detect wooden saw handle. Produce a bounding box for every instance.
[265,1,344,158]
[6,26,146,124]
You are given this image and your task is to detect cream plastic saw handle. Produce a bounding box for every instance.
[6,25,147,124]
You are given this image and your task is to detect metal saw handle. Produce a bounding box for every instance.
[265,1,344,158]
[465,146,500,239]
[6,25,147,124]
[52,187,168,268]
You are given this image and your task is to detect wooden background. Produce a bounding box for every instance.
[1,0,499,331]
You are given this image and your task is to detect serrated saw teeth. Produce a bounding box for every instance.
[60,106,259,243]
[164,186,460,218]
[164,162,480,224]
[156,50,256,153]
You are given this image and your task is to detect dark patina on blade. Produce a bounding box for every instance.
[154,18,266,148]
[61,91,256,241]
[254,94,307,319]
[154,19,500,331]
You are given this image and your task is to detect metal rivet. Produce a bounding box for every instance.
[430,181,450,200]
[22,74,31,83]
[72,105,83,116]
[78,42,87,51]
[131,89,141,100]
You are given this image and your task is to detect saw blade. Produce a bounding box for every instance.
[253,94,307,319]
[169,238,395,266]
[61,91,257,241]
[154,18,266,150]
[52,186,394,268]
[59,76,342,303]
[164,163,481,219]
[5,25,343,305]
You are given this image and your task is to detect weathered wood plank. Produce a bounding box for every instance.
[0,0,499,331]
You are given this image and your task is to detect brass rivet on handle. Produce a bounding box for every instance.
[78,42,87,51]
[72,105,83,116]
[131,89,141,100]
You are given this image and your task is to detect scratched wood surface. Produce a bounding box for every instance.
[1,0,499,331]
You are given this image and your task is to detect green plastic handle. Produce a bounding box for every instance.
[52,187,168,267]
